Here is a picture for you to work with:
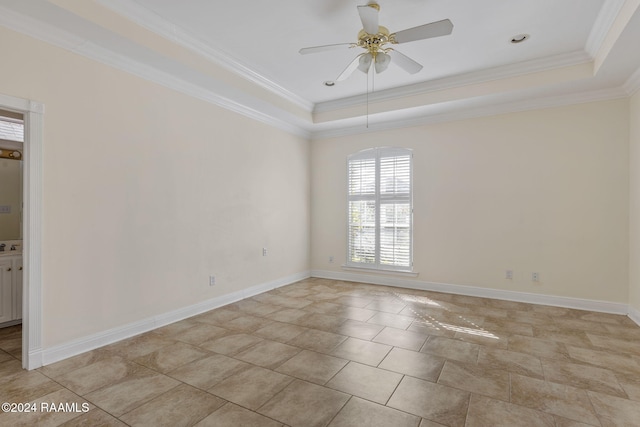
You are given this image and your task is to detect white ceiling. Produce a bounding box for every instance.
[1,0,639,138]
[131,0,604,103]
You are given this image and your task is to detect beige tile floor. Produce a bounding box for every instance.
[1,278,640,426]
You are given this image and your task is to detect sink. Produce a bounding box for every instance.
[0,251,21,258]
[0,240,22,256]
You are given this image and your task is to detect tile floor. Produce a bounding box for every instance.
[1,278,640,426]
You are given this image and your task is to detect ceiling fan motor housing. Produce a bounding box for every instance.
[358,26,391,56]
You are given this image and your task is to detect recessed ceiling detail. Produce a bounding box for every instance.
[0,0,639,139]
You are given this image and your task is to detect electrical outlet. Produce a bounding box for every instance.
[505,270,513,280]
[532,272,539,282]
[262,248,267,256]
[209,276,216,286]
[329,256,334,263]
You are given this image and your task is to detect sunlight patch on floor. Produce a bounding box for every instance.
[394,292,500,339]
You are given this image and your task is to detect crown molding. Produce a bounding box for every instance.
[95,0,314,112]
[2,1,637,142]
[0,4,87,56]
[586,0,627,58]
[98,0,628,119]
[313,50,592,114]
[311,86,628,140]
[0,3,311,139]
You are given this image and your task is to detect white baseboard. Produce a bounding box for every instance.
[628,305,640,327]
[311,269,629,315]
[33,268,638,368]
[37,270,310,367]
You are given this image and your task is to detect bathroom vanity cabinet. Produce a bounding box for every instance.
[0,255,22,324]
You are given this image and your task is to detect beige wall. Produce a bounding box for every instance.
[312,99,630,303]
[0,27,310,347]
[630,90,640,312]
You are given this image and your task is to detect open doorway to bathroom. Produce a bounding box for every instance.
[0,109,24,363]
[0,92,43,370]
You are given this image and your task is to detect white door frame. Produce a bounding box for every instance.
[0,92,43,370]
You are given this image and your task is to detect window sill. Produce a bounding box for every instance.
[341,265,419,278]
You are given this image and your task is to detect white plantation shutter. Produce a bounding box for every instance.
[347,147,413,271]
[348,155,376,265]
[348,157,376,196]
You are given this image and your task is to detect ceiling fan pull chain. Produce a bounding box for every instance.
[366,68,369,128]
[372,64,375,93]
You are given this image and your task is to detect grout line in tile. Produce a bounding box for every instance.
[383,372,405,407]
[325,394,353,427]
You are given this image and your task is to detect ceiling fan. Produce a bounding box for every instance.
[300,2,453,82]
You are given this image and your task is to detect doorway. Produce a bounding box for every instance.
[0,93,43,370]
[0,110,23,335]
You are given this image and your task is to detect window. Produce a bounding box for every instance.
[347,147,412,271]
[0,116,24,142]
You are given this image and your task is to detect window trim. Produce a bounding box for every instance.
[346,147,413,272]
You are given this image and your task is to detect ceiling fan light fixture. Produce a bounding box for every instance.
[301,2,451,81]
[374,52,391,73]
[358,52,373,73]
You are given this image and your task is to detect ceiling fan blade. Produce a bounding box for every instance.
[299,43,355,55]
[358,4,379,34]
[388,49,423,74]
[392,19,453,44]
[336,54,365,81]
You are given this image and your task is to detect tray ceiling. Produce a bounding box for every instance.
[1,0,639,138]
